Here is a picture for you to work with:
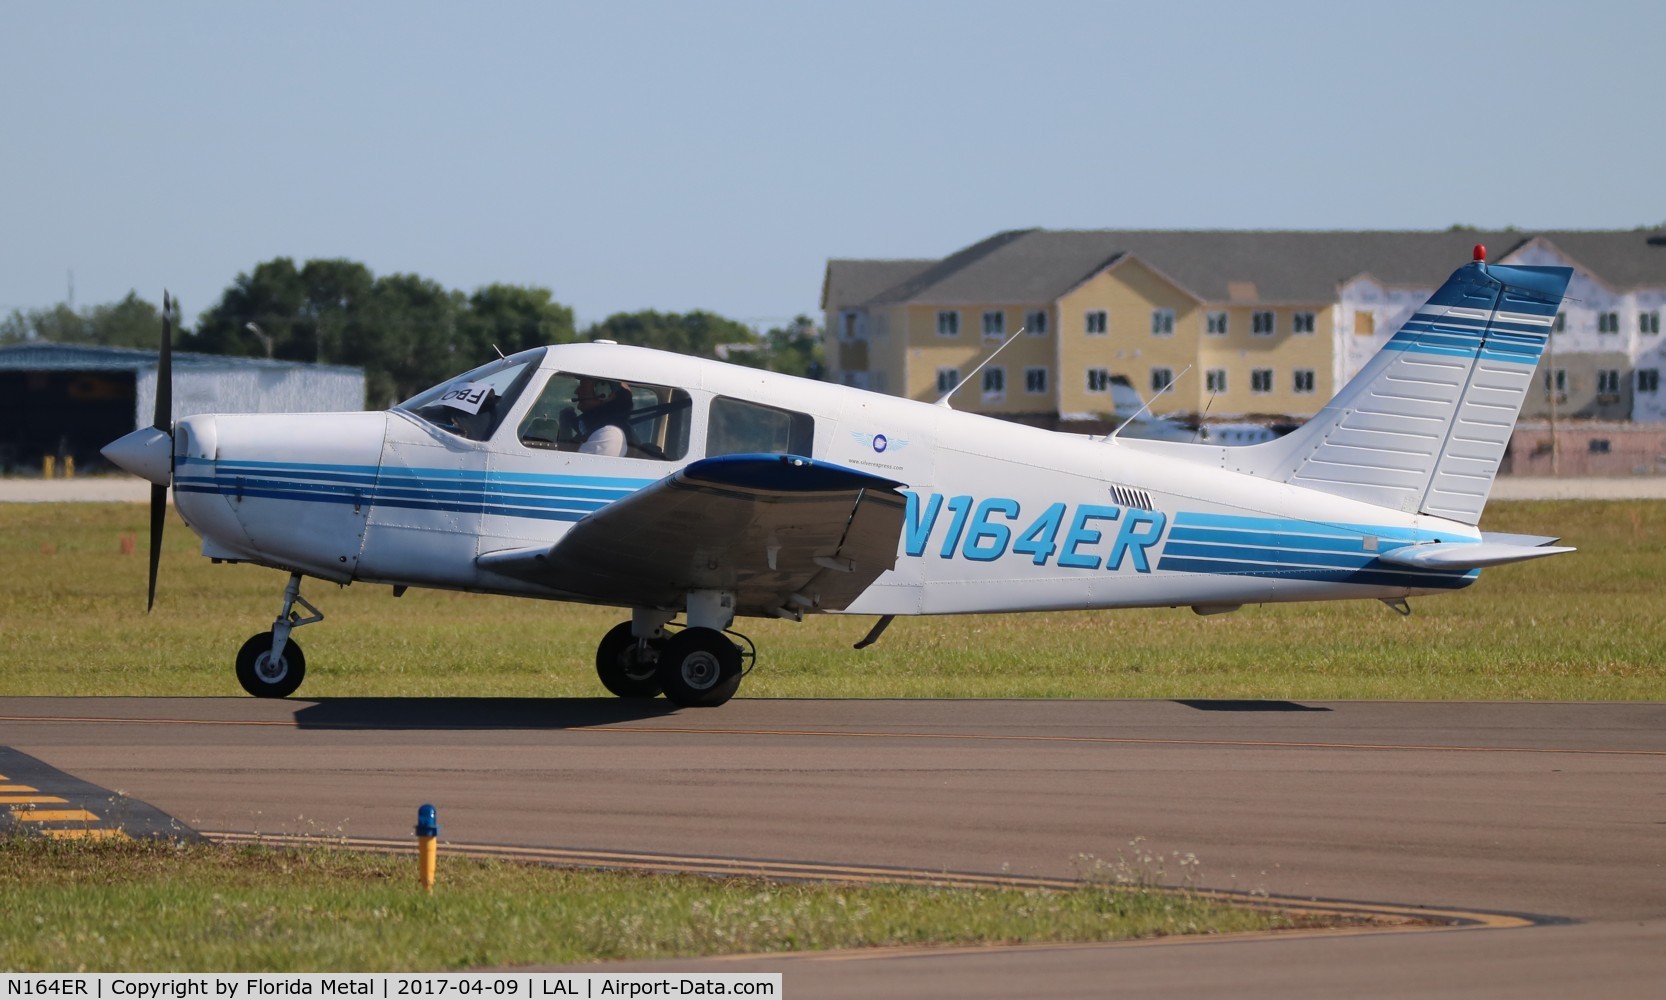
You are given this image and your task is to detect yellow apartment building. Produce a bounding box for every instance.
[823,229,1666,431]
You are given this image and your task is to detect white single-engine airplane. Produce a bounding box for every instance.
[104,249,1574,707]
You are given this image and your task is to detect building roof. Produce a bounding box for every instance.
[827,229,1666,307]
[0,341,363,375]
[821,259,937,310]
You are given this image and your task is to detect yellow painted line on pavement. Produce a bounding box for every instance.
[0,795,68,804]
[43,828,129,841]
[0,784,42,792]
[571,724,1666,758]
[724,921,1486,964]
[5,712,1664,757]
[13,809,100,823]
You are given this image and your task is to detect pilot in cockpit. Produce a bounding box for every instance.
[571,378,632,457]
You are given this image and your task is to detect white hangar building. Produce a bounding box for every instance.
[0,342,366,473]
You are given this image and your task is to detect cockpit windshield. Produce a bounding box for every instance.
[397,348,545,441]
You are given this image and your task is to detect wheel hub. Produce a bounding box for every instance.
[681,651,721,690]
[621,645,658,681]
[255,652,288,684]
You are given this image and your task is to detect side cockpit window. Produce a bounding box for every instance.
[707,396,814,457]
[519,373,691,461]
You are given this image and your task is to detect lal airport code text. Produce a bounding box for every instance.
[2,977,780,1000]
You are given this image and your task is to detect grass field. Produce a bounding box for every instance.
[1,500,1662,701]
[0,837,1304,971]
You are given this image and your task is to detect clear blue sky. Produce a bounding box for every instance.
[3,0,1662,330]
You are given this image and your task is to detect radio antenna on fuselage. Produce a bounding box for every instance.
[1104,364,1191,441]
[935,326,1027,408]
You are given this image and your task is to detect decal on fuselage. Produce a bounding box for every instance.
[902,491,1167,571]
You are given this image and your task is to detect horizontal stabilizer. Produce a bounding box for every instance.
[1473,531,1563,548]
[1377,537,1573,570]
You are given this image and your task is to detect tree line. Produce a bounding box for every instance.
[1,257,825,407]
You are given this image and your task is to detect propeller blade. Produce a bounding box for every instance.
[148,482,166,612]
[155,292,173,432]
[148,290,173,611]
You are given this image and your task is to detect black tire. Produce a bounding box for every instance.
[235,631,307,698]
[595,621,663,698]
[656,627,742,707]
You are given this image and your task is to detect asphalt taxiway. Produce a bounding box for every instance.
[3,696,1663,998]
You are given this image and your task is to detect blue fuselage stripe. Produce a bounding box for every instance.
[1159,512,1475,588]
[183,461,1479,588]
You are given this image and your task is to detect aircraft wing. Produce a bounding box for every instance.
[477,454,908,617]
[1376,532,1574,570]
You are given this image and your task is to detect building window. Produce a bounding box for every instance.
[1250,368,1273,393]
[840,310,863,340]
[1598,312,1620,334]
[936,368,959,393]
[982,366,1005,397]
[937,310,960,337]
[1150,367,1174,394]
[1642,311,1661,335]
[1151,309,1175,337]
[1293,369,1316,394]
[1025,310,1048,335]
[1024,366,1048,393]
[1544,368,1567,396]
[1353,310,1376,336]
[1553,312,1566,333]
[1206,311,1228,335]
[1205,368,1227,393]
[1588,439,1611,454]
[1639,368,1661,393]
[1085,310,1107,335]
[1087,367,1111,392]
[1292,312,1316,334]
[1252,311,1275,336]
[983,310,1005,339]
[1597,369,1621,398]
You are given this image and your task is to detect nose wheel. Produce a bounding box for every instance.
[235,572,322,698]
[236,632,307,698]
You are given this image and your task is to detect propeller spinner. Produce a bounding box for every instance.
[100,291,174,610]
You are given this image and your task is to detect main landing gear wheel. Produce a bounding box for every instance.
[235,631,307,698]
[656,627,742,708]
[596,621,664,698]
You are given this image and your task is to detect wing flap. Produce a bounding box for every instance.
[478,454,907,615]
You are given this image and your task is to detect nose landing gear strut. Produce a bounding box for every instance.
[235,572,323,698]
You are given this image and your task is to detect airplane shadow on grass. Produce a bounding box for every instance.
[289,697,682,731]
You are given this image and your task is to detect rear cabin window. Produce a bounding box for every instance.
[707,396,814,457]
[518,373,691,461]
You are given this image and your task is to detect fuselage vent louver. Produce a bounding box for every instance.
[1109,484,1155,511]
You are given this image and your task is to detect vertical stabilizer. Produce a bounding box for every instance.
[1240,257,1571,524]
